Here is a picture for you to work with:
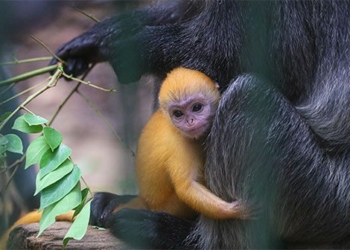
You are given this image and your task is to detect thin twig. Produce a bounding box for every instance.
[0,85,49,131]
[49,82,81,126]
[62,72,116,92]
[0,155,26,175]
[67,4,100,23]
[49,64,95,126]
[21,106,35,115]
[0,79,47,106]
[76,90,135,157]
[0,57,52,66]
[31,36,64,64]
[0,67,62,131]
[0,162,21,195]
[80,177,93,198]
[0,82,16,96]
[0,65,57,86]
[47,65,63,87]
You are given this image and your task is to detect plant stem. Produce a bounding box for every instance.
[0,67,62,131]
[0,65,57,86]
[0,57,52,66]
[77,90,135,157]
[62,72,116,92]
[49,64,95,125]
[31,36,64,64]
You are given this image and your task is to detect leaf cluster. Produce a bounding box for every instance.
[12,113,91,247]
[0,112,23,167]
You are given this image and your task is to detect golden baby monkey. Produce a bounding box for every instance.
[119,67,249,220]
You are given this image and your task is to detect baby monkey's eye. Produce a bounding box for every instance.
[192,103,203,112]
[173,110,184,118]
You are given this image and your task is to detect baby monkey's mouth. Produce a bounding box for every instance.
[184,125,209,139]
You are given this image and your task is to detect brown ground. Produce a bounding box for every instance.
[5,1,154,195]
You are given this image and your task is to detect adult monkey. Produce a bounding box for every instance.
[50,0,350,249]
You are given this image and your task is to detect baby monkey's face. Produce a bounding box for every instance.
[168,93,215,139]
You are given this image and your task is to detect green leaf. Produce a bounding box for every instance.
[39,166,81,210]
[25,136,50,169]
[23,113,48,126]
[43,127,62,151]
[38,144,72,179]
[4,134,23,154]
[0,112,11,123]
[0,134,8,146]
[91,226,106,230]
[63,200,92,247]
[73,188,90,217]
[12,116,43,133]
[38,183,82,236]
[0,145,7,155]
[35,160,74,195]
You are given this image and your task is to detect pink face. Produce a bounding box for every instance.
[168,94,214,139]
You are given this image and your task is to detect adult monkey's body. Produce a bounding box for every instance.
[50,0,350,249]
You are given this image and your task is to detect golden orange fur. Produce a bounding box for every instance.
[159,67,220,114]
[117,68,248,220]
